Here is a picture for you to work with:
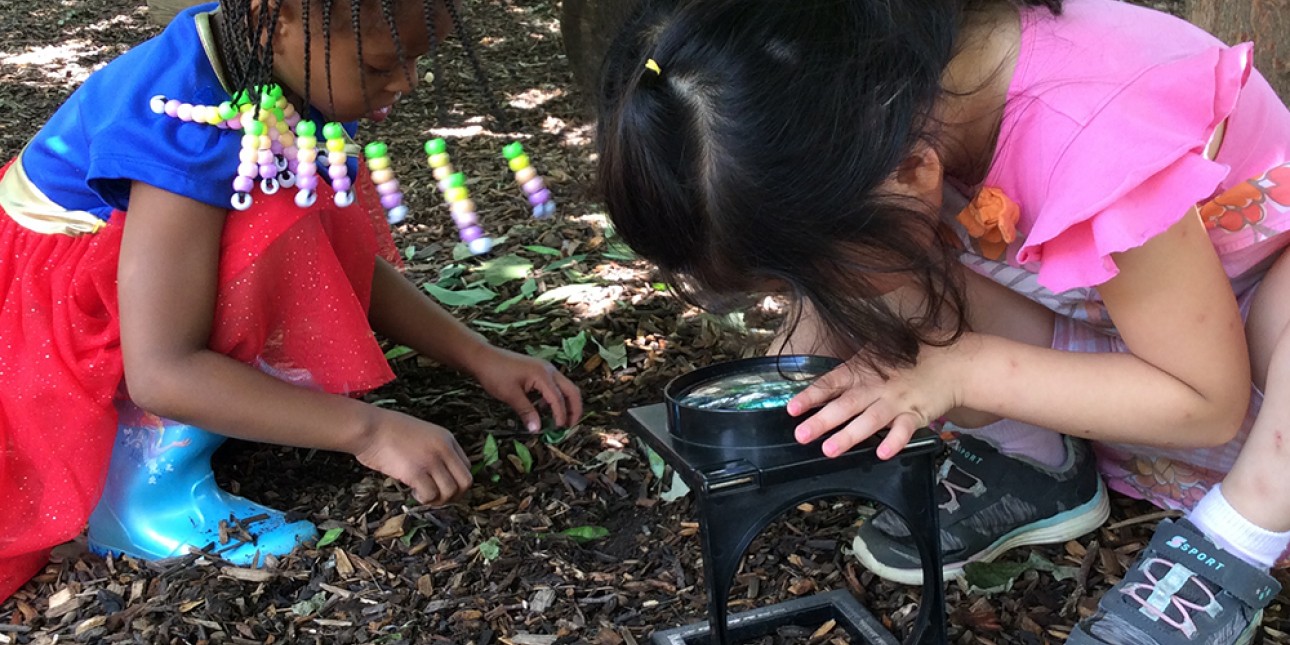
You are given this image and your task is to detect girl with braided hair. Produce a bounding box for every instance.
[0,0,581,602]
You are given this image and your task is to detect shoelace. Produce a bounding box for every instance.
[936,460,986,513]
[1121,557,1223,638]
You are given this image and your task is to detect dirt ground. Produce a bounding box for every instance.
[2,0,1288,643]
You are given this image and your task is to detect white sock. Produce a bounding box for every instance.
[1188,484,1290,570]
[958,418,1068,470]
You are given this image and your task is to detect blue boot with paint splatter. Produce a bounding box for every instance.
[87,400,317,566]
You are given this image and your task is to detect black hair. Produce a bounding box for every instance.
[597,0,1061,371]
[214,0,502,122]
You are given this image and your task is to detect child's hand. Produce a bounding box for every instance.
[786,342,968,460]
[468,347,583,432]
[354,410,473,506]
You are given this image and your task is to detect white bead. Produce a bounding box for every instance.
[468,237,494,256]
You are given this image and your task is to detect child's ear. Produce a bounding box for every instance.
[271,0,301,54]
[890,143,944,200]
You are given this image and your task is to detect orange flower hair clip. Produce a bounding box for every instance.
[957,187,1020,260]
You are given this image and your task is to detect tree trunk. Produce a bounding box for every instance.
[1189,0,1290,103]
[560,0,642,114]
[147,0,204,26]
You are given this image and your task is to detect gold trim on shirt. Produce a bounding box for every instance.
[195,8,233,95]
[0,149,106,236]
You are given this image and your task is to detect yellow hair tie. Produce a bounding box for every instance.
[645,59,662,75]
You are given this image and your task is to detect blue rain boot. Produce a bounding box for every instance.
[88,400,317,565]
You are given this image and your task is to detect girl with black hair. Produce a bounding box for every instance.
[598,0,1290,641]
[0,0,581,602]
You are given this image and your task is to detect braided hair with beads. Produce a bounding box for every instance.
[151,0,505,218]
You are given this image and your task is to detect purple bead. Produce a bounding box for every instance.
[522,177,545,195]
[528,189,552,207]
[298,175,318,190]
[329,165,348,180]
[332,177,352,193]
[376,179,401,195]
[233,176,254,193]
[380,193,403,210]
[258,150,274,164]
[238,161,258,178]
[259,163,277,178]
[164,99,180,118]
[452,210,478,228]
[460,225,484,242]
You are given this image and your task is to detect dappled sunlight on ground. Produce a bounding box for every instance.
[3,40,105,85]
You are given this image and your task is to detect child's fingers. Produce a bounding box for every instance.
[496,387,543,432]
[786,366,851,417]
[428,464,464,503]
[530,371,569,427]
[407,472,441,506]
[877,414,918,460]
[793,390,873,446]
[444,449,473,495]
[819,402,888,458]
[553,372,583,425]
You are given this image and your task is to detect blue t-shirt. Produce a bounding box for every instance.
[21,3,356,220]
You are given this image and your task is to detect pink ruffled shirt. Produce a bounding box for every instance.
[950,0,1290,328]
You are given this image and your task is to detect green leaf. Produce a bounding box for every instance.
[593,337,628,371]
[435,264,467,288]
[525,344,559,362]
[493,278,539,314]
[542,425,572,445]
[478,536,501,562]
[559,526,609,543]
[641,441,666,480]
[384,345,415,360]
[472,317,548,332]
[557,331,588,367]
[422,283,498,307]
[316,527,344,548]
[534,282,598,306]
[473,434,500,475]
[403,245,417,261]
[962,559,1031,594]
[659,471,691,503]
[523,244,562,257]
[651,282,670,292]
[513,441,533,473]
[291,592,328,617]
[480,254,534,286]
[962,552,1075,595]
[543,254,587,271]
[400,524,424,547]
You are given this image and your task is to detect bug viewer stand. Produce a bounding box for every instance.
[623,356,947,644]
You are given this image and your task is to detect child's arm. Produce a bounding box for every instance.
[367,258,583,432]
[791,209,1252,459]
[119,182,471,504]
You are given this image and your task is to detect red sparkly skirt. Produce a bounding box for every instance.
[0,160,398,602]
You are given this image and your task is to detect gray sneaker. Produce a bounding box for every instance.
[1068,519,1280,645]
[852,434,1109,584]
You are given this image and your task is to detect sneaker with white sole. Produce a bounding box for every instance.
[1068,518,1280,645]
[852,434,1109,584]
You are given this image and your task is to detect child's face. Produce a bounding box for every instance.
[270,0,452,122]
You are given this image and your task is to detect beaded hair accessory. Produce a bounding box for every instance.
[150,85,330,212]
[426,138,493,256]
[502,142,555,219]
